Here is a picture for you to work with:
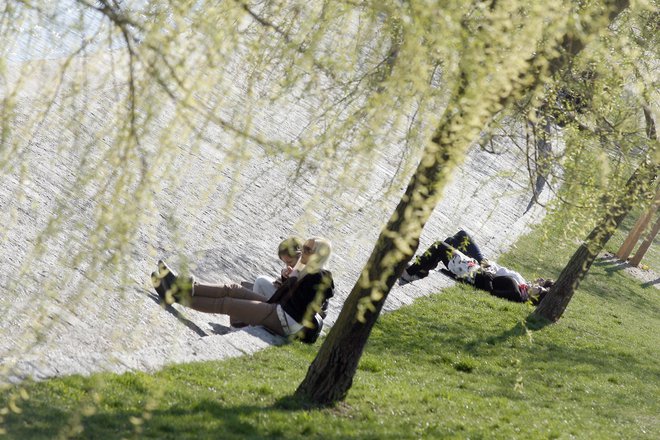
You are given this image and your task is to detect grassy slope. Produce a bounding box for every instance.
[1,225,658,439]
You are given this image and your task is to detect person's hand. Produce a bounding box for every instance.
[281,266,294,279]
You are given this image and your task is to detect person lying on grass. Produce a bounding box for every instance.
[400,230,554,304]
[150,237,335,341]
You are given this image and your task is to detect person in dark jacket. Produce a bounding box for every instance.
[400,230,553,304]
[250,236,304,300]
[152,237,334,337]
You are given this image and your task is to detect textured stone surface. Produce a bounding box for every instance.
[0,54,555,384]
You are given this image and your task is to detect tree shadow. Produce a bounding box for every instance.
[273,393,339,411]
[641,277,660,288]
[1,392,321,440]
[524,312,553,331]
[476,313,550,347]
[592,254,634,273]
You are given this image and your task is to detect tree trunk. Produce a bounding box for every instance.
[535,160,658,322]
[615,205,655,259]
[524,118,553,213]
[294,108,480,404]
[630,212,660,266]
[296,0,631,405]
[535,104,658,323]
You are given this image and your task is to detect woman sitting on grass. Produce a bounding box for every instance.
[151,237,335,338]
[400,230,553,304]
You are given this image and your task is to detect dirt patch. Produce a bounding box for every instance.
[598,252,659,289]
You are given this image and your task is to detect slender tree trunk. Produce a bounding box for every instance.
[294,106,483,404]
[535,163,658,322]
[296,0,630,405]
[615,202,655,259]
[535,103,657,322]
[630,212,660,266]
[525,118,553,213]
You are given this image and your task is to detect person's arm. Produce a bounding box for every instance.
[267,276,297,304]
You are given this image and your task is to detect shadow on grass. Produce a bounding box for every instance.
[585,269,660,317]
[462,313,550,350]
[593,254,659,288]
[641,277,659,287]
[1,394,323,440]
[593,253,633,273]
[370,292,657,387]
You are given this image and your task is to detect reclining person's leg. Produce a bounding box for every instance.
[446,230,485,263]
[193,283,267,302]
[189,296,285,335]
[406,240,454,278]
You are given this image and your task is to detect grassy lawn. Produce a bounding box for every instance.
[2,224,658,439]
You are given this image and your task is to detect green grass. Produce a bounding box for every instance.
[2,225,658,439]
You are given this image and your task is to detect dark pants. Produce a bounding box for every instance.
[407,231,531,303]
[407,230,485,279]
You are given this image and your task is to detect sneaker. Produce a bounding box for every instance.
[157,260,176,279]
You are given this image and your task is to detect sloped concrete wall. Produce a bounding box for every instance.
[0,53,553,384]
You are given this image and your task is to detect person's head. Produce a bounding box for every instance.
[277,237,303,267]
[529,284,549,305]
[300,237,332,273]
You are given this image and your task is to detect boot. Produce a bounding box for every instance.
[151,260,193,305]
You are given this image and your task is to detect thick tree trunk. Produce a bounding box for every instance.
[295,111,477,404]
[535,244,597,322]
[534,160,658,322]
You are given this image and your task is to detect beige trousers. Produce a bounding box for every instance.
[190,283,285,335]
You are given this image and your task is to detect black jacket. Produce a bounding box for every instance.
[268,270,335,323]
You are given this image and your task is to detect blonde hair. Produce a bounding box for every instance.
[300,237,332,276]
